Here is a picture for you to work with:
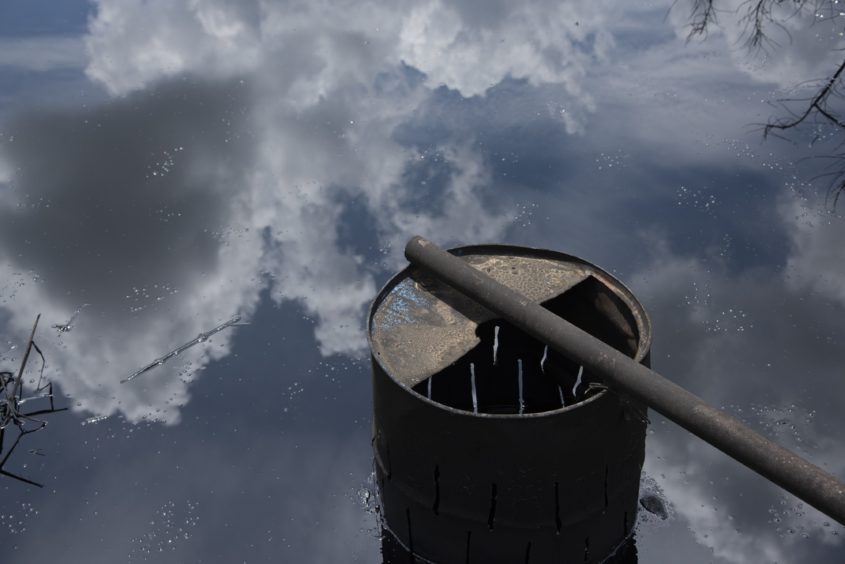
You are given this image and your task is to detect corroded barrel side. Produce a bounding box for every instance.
[369,245,651,564]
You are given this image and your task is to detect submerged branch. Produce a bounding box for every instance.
[121,315,245,383]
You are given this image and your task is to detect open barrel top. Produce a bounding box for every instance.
[368,244,652,389]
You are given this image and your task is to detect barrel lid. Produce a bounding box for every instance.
[368,245,650,388]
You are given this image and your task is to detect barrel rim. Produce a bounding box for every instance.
[368,242,652,419]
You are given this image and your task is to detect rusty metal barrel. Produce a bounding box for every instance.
[368,245,652,563]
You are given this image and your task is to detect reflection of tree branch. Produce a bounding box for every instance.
[737,0,802,51]
[683,0,719,39]
[683,0,845,203]
[764,58,845,137]
[746,0,770,47]
[686,0,806,47]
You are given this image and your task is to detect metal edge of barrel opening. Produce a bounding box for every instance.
[368,244,653,564]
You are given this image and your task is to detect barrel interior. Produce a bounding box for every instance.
[411,275,641,414]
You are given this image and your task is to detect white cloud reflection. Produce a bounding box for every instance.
[396,0,613,132]
[784,198,845,307]
[628,198,845,561]
[643,437,789,564]
[665,0,845,90]
[1,0,621,423]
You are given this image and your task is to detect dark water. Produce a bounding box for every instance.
[1,1,845,562]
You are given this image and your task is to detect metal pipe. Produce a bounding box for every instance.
[405,236,845,526]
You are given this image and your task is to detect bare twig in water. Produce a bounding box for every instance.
[53,303,90,334]
[121,315,246,383]
[1,315,68,487]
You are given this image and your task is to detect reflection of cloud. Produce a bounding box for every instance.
[0,78,260,424]
[645,425,845,562]
[666,0,845,89]
[375,144,513,260]
[628,210,845,561]
[0,76,263,420]
[784,198,845,306]
[8,0,617,421]
[85,0,617,130]
[396,0,613,131]
[0,79,249,306]
[85,0,263,95]
[644,437,788,564]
